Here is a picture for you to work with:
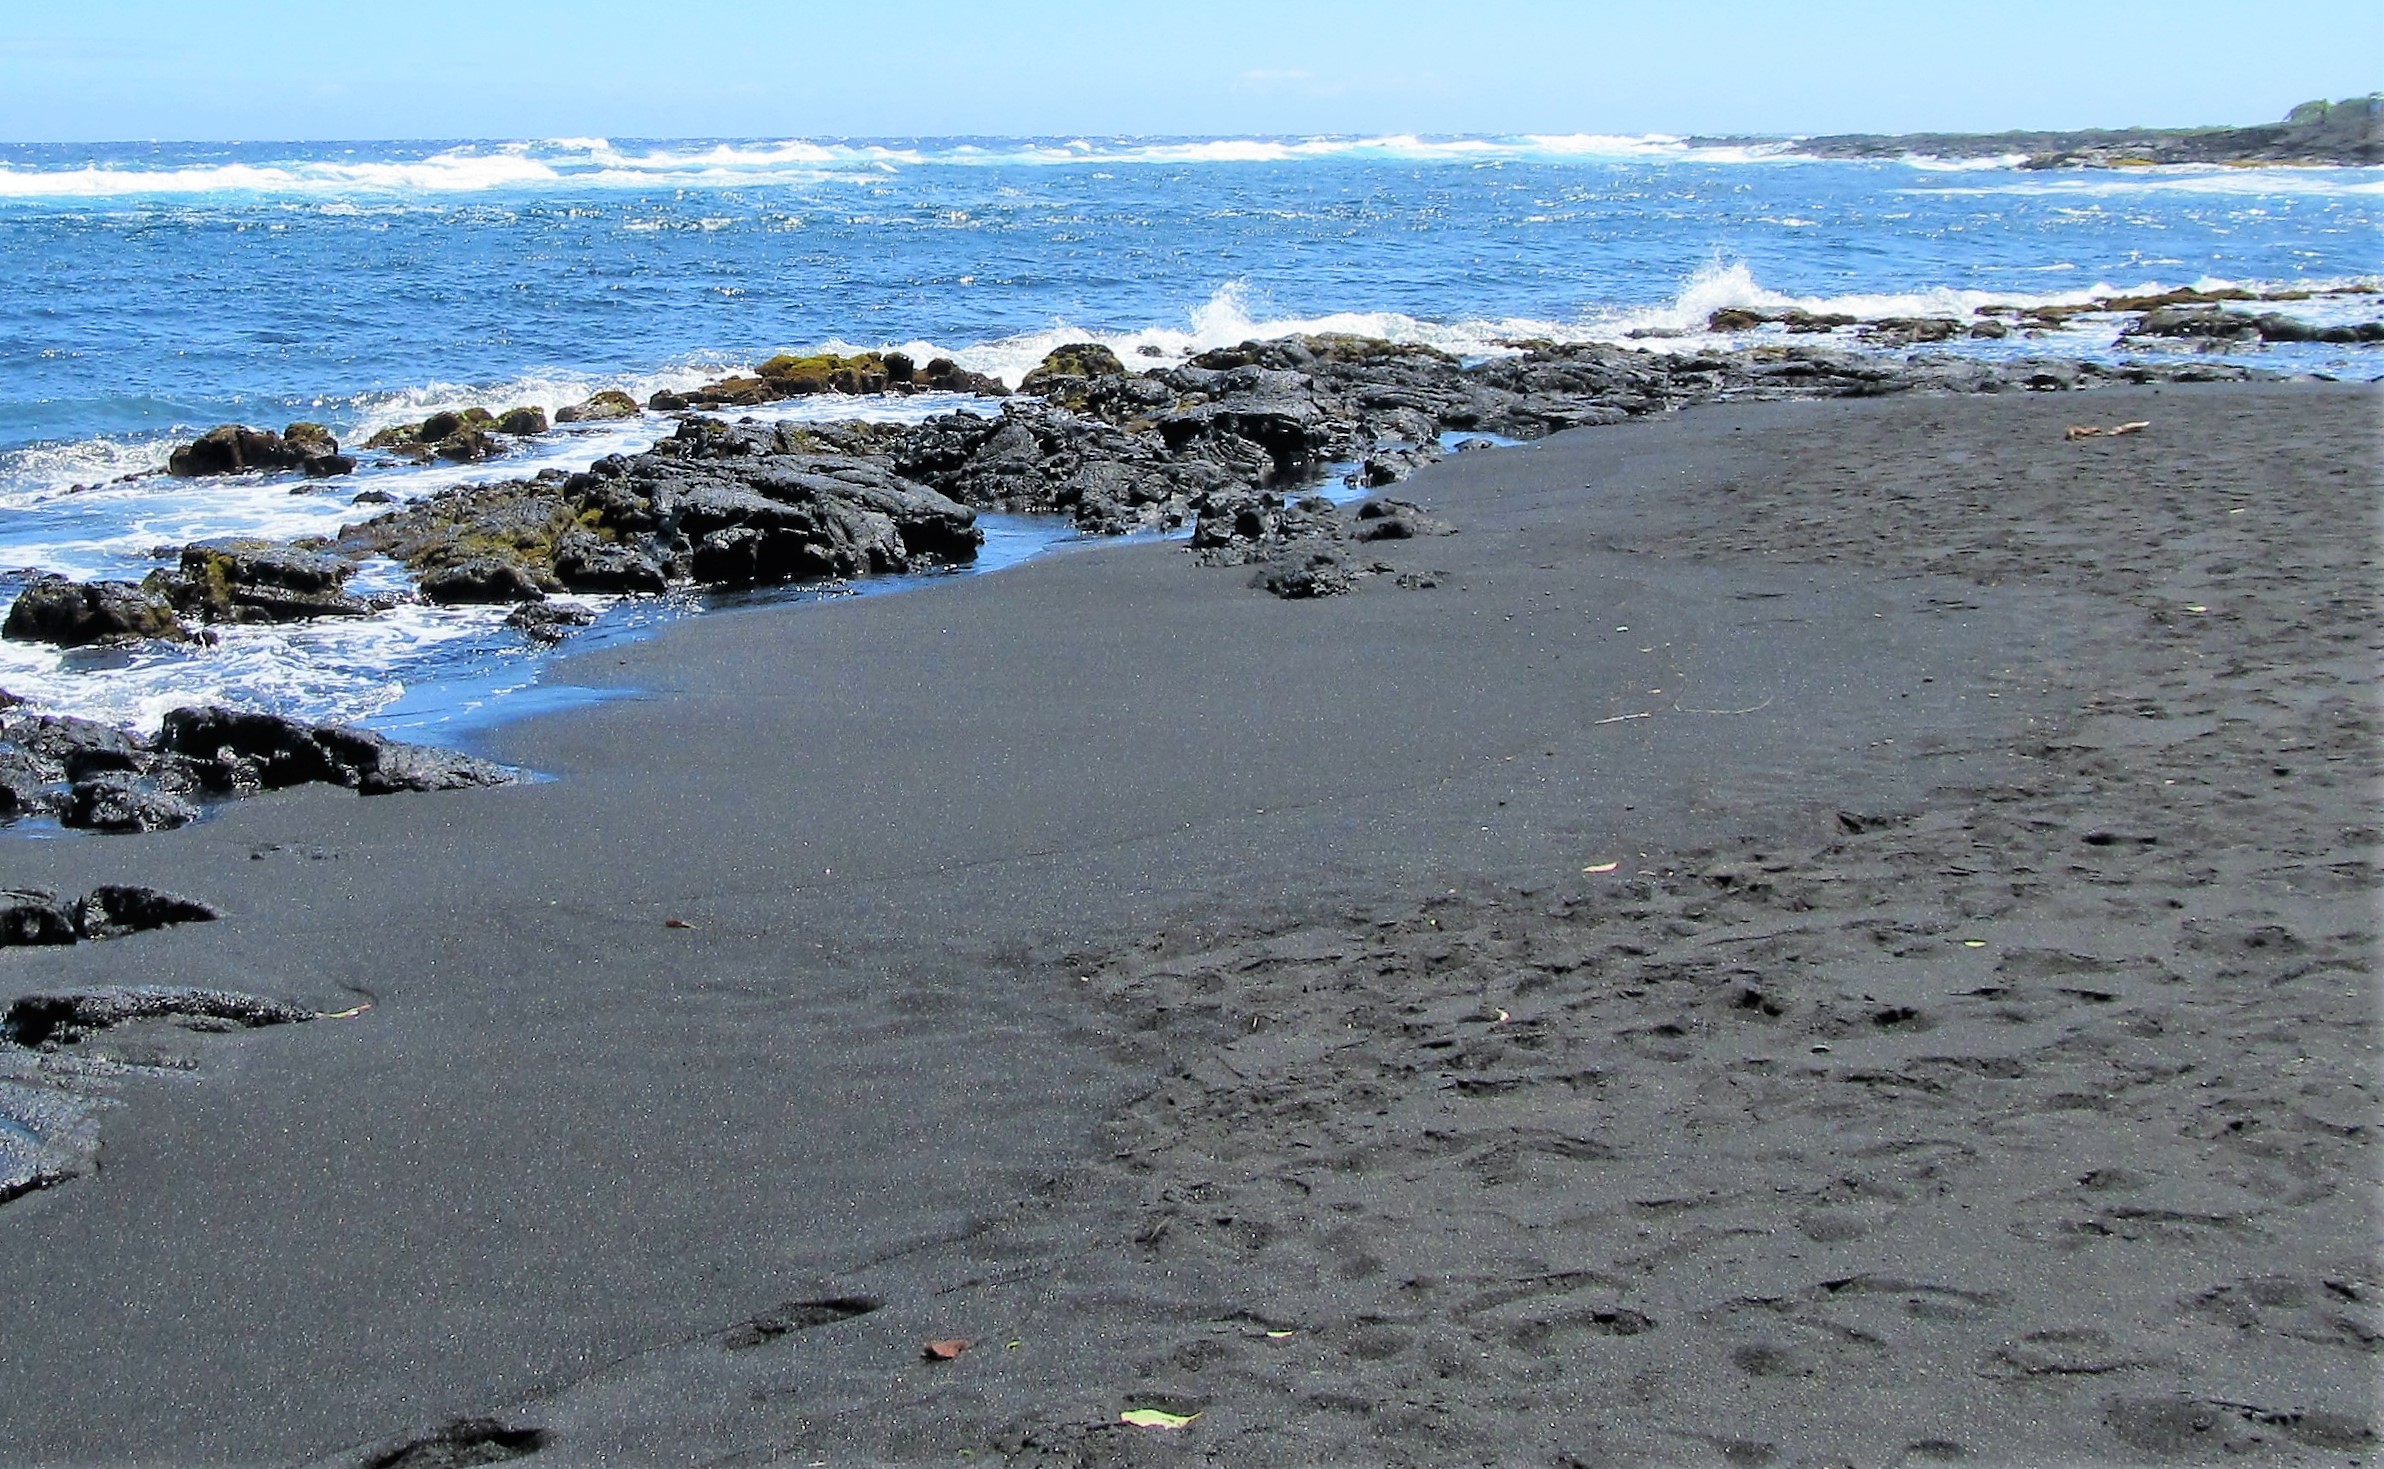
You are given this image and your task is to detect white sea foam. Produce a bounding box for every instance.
[1902,167,2384,199]
[0,598,511,733]
[798,264,2384,394]
[0,134,1820,202]
[0,152,563,200]
[2,135,2370,205]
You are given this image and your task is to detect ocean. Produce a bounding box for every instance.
[1,134,2377,740]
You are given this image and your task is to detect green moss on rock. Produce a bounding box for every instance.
[1020,343,1127,391]
[755,352,892,395]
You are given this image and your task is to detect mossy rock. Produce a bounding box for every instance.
[337,481,584,582]
[555,390,641,423]
[282,422,340,458]
[689,375,779,406]
[1298,333,1458,365]
[433,427,500,463]
[420,407,496,441]
[755,352,891,395]
[1021,343,1127,392]
[495,406,549,436]
[366,406,496,448]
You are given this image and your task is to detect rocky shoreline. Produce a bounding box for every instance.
[4,295,2377,838]
[1771,94,2382,168]
[0,377,2371,1464]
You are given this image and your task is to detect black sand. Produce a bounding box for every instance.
[0,382,2374,1466]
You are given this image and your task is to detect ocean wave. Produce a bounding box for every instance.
[1901,166,2384,199]
[0,599,504,733]
[850,268,2381,391]
[0,133,1809,201]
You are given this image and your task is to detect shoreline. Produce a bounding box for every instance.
[9,312,2372,837]
[1763,94,2382,169]
[0,378,2372,1464]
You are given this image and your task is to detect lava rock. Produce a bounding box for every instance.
[1,986,309,1048]
[420,558,545,605]
[166,424,312,478]
[279,423,353,477]
[154,705,511,797]
[0,752,50,820]
[2125,307,2264,341]
[1020,342,1128,389]
[1,712,150,774]
[155,539,375,624]
[754,351,897,396]
[2,576,190,647]
[61,780,199,833]
[71,886,222,940]
[282,422,341,460]
[1351,496,1453,542]
[0,890,78,947]
[554,390,642,423]
[1251,546,1358,599]
[915,357,1010,396]
[504,601,597,643]
[553,532,670,594]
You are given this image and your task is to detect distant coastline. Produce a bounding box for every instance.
[1745,93,2381,168]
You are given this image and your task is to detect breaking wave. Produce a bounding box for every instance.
[0,133,1811,201]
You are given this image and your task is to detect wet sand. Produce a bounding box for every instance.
[0,381,2374,1467]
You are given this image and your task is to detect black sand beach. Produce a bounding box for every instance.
[0,381,2374,1466]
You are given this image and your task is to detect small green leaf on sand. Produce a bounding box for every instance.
[1120,1408,1200,1429]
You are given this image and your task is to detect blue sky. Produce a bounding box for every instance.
[2,1,2376,143]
